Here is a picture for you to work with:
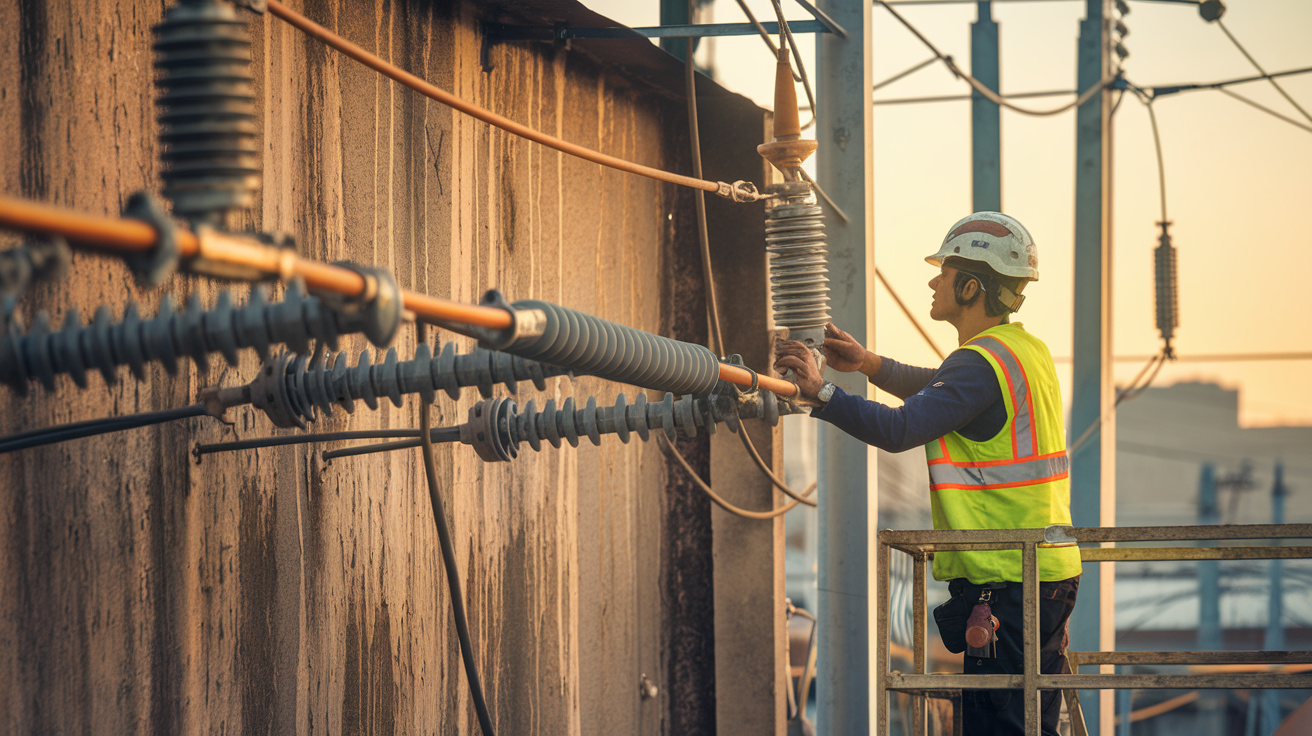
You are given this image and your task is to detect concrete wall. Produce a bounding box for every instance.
[0,1,777,733]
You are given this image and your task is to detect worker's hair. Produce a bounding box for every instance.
[945,257,1027,319]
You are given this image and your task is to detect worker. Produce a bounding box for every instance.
[774,212,1082,736]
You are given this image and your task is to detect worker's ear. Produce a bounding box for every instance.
[954,273,981,306]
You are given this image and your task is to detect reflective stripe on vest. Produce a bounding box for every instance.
[966,335,1036,458]
[928,451,1069,491]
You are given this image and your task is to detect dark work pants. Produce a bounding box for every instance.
[949,576,1080,736]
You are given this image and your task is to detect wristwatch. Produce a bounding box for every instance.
[816,381,838,404]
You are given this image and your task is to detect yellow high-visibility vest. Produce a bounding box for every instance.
[926,323,1083,584]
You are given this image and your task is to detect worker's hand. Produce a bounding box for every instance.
[773,340,825,401]
[822,323,871,374]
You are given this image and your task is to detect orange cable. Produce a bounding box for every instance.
[266,0,742,197]
[0,194,795,394]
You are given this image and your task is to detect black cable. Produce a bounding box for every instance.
[194,428,439,459]
[1215,20,1312,126]
[1215,87,1312,135]
[320,429,463,461]
[416,325,496,736]
[0,404,207,454]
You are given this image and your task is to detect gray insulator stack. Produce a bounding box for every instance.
[462,387,792,462]
[501,298,721,396]
[1154,221,1178,351]
[250,344,572,429]
[154,0,259,224]
[0,281,378,395]
[764,181,830,345]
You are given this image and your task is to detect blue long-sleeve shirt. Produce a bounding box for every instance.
[811,351,1007,453]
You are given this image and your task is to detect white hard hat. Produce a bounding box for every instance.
[925,212,1040,281]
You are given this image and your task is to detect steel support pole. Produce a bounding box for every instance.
[1259,462,1287,736]
[971,1,1002,212]
[1069,1,1114,733]
[1196,464,1225,736]
[817,1,874,733]
[660,0,692,62]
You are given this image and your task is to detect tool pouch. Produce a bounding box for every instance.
[935,584,1002,656]
[932,594,971,654]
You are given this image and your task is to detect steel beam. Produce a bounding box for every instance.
[971,1,1002,211]
[1069,1,1114,732]
[816,1,874,733]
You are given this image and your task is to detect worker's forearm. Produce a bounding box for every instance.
[858,351,882,379]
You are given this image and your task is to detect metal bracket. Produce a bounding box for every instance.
[1044,525,1079,545]
[313,262,404,349]
[121,191,179,287]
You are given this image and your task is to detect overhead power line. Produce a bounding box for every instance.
[264,1,765,202]
[1215,20,1312,126]
[873,0,1113,116]
[1053,352,1312,364]
[1216,87,1312,135]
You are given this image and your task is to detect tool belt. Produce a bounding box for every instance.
[934,580,1006,657]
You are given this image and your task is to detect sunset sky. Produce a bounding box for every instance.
[584,0,1312,428]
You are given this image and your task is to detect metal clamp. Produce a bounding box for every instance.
[1044,525,1079,546]
[0,236,70,299]
[315,262,403,349]
[716,180,763,203]
[450,289,547,350]
[121,192,179,287]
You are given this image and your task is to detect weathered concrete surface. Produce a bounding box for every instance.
[0,1,774,734]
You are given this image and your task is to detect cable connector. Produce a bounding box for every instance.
[189,226,296,282]
[716,180,764,203]
[443,289,546,350]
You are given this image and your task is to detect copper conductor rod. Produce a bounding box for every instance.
[266,0,723,196]
[0,195,798,397]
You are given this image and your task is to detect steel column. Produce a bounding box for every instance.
[817,1,875,733]
[971,1,1001,211]
[1069,1,1114,732]
[1260,462,1288,736]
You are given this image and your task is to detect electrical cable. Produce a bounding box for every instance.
[193,428,449,459]
[658,433,816,520]
[264,0,762,203]
[1066,351,1166,456]
[321,431,464,461]
[681,10,818,514]
[769,0,819,132]
[0,404,206,454]
[874,0,1113,116]
[0,195,797,398]
[416,324,496,736]
[731,0,802,83]
[1141,93,1167,224]
[1215,87,1312,135]
[873,57,939,93]
[685,3,725,360]
[1215,20,1312,126]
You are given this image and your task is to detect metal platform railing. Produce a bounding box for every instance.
[876,523,1312,736]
